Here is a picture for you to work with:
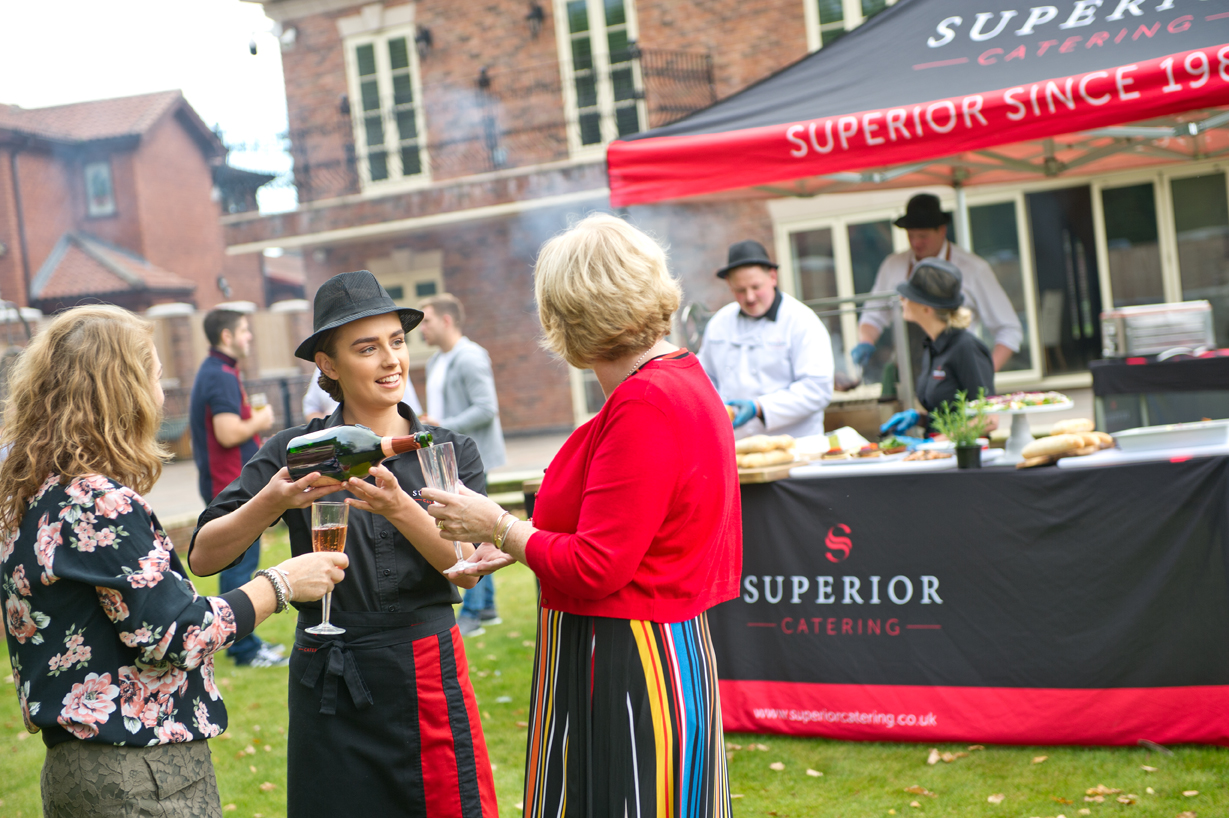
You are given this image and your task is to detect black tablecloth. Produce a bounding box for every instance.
[1090,355,1229,396]
[710,458,1229,745]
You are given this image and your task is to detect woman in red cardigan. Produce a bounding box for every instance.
[424,213,742,818]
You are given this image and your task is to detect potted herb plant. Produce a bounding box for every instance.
[931,388,992,469]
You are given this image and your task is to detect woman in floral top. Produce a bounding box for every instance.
[0,306,348,818]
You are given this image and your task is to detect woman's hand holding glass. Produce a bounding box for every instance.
[278,552,349,601]
[420,485,519,575]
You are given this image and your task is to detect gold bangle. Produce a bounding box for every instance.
[490,511,512,546]
[494,514,518,550]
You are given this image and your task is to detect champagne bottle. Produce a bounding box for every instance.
[287,426,433,485]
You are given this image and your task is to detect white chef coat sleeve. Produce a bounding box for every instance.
[697,321,723,396]
[859,254,904,334]
[963,254,1023,352]
[758,308,834,433]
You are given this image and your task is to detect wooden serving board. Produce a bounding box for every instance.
[738,463,797,484]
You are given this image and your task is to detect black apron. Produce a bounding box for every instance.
[286,606,493,818]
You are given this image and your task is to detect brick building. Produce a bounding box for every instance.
[0,90,272,314]
[225,0,886,434]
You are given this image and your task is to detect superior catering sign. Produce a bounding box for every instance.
[608,0,1229,206]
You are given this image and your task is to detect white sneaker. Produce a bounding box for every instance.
[246,643,290,668]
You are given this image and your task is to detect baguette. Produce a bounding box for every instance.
[1017,454,1056,468]
[1091,431,1115,449]
[735,434,794,455]
[1050,418,1094,435]
[1020,433,1084,460]
[737,449,795,469]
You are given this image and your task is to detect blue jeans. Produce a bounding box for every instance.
[219,539,264,662]
[459,574,496,618]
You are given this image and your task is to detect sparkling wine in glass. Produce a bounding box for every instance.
[306,502,349,635]
[417,441,467,576]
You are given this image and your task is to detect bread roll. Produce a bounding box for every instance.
[1020,433,1084,459]
[1092,431,1115,449]
[737,449,795,469]
[1051,418,1094,435]
[734,434,794,455]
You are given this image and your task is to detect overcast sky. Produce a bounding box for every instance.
[0,0,295,212]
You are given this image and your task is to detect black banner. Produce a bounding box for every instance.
[710,457,1229,744]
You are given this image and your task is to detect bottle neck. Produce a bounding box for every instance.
[382,434,426,456]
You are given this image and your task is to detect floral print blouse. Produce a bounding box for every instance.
[2,474,255,747]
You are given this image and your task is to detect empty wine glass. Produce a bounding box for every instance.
[418,442,468,575]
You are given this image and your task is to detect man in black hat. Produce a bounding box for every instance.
[698,239,834,439]
[852,193,1022,373]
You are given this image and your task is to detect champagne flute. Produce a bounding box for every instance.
[417,441,468,575]
[306,502,349,635]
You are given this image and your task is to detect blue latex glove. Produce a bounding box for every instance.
[850,342,875,367]
[727,399,758,429]
[880,409,921,436]
[892,434,927,450]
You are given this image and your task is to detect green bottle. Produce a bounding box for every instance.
[286,426,433,485]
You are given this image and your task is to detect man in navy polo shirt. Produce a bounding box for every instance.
[189,309,281,666]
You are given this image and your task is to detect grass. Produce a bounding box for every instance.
[2,525,1226,817]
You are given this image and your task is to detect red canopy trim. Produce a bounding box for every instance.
[608,43,1229,207]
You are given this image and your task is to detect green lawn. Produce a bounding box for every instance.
[2,525,1225,817]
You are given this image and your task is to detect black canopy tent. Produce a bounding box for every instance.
[608,0,1229,210]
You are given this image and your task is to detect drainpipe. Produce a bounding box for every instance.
[8,142,33,338]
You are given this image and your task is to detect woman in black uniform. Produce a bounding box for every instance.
[189,272,497,817]
[881,258,996,435]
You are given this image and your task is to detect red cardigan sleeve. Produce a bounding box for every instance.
[523,394,680,600]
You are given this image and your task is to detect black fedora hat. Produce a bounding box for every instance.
[896,258,965,310]
[294,270,424,361]
[894,193,952,229]
[716,239,779,278]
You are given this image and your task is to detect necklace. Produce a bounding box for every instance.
[622,344,662,383]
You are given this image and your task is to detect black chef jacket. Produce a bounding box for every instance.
[190,402,485,616]
[916,327,995,414]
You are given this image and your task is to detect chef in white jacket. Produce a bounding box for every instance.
[699,240,834,439]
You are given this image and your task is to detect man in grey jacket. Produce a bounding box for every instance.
[419,294,507,636]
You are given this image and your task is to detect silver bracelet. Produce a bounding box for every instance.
[255,569,289,614]
[271,565,295,603]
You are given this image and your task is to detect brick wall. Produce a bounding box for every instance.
[135,115,260,309]
[0,148,28,306]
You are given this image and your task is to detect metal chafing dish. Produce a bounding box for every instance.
[1101,300,1215,358]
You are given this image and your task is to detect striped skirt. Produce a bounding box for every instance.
[523,608,731,818]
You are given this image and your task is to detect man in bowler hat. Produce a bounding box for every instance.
[853,193,1022,373]
[698,239,834,439]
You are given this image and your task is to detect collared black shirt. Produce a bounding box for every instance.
[739,289,783,321]
[191,403,485,615]
[916,328,995,415]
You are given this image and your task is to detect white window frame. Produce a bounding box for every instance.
[773,188,1045,389]
[342,20,431,192]
[804,0,898,52]
[84,160,116,218]
[553,0,648,159]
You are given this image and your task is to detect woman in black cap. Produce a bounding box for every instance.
[189,271,497,817]
[881,258,996,436]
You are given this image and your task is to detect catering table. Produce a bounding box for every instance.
[711,457,1229,746]
[1090,356,1229,432]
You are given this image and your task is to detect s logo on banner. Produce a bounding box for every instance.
[825,524,852,563]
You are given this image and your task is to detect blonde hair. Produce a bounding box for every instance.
[0,306,168,531]
[534,213,681,368]
[936,306,973,330]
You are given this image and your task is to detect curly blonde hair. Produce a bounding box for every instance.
[534,213,681,368]
[0,306,168,531]
[935,306,974,330]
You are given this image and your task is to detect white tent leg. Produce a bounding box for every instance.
[954,184,972,251]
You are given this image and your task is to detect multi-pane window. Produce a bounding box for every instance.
[346,28,427,186]
[809,0,894,51]
[558,0,644,151]
[84,161,115,218]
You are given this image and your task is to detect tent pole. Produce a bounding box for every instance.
[954,182,972,251]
